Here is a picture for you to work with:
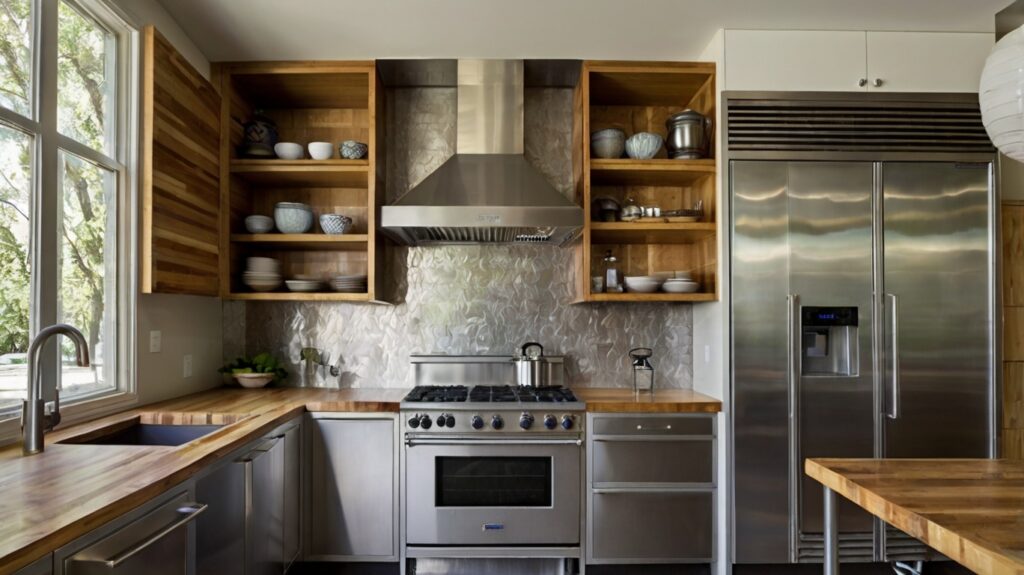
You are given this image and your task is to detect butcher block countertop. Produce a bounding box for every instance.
[575,388,722,413]
[0,385,720,573]
[806,458,1024,575]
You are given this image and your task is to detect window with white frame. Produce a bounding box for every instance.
[0,0,135,418]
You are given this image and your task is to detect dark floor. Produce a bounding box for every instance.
[291,561,970,574]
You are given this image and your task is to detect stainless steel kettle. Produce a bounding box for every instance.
[513,342,547,387]
[665,109,712,159]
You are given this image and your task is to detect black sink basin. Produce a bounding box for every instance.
[60,422,224,447]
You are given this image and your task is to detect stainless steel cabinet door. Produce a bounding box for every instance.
[283,424,301,568]
[732,160,792,563]
[14,555,52,575]
[247,439,285,575]
[881,162,993,458]
[196,460,245,575]
[305,416,397,561]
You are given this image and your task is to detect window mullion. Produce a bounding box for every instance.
[36,0,60,403]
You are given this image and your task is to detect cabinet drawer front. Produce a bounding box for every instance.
[592,415,713,437]
[591,490,713,562]
[593,438,713,484]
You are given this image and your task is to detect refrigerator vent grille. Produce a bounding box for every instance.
[798,533,874,562]
[726,99,994,153]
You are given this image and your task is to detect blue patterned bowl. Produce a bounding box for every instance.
[625,132,663,160]
[320,214,353,235]
[274,202,313,234]
[339,140,368,160]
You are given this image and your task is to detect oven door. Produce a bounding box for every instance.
[405,437,581,545]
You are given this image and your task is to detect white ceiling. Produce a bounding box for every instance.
[158,0,1006,62]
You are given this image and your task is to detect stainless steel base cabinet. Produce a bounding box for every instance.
[55,484,203,575]
[587,413,716,565]
[14,554,52,575]
[303,413,398,562]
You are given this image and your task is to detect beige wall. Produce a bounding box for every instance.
[115,0,223,405]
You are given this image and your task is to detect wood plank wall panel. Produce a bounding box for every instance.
[142,26,221,296]
[1003,204,1024,458]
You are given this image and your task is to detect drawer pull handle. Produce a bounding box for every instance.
[636,424,672,431]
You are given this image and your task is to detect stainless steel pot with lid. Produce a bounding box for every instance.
[513,342,547,387]
[665,109,712,159]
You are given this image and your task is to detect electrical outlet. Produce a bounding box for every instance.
[149,330,162,353]
[183,354,193,378]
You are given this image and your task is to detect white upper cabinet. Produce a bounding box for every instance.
[865,32,993,93]
[725,30,868,92]
[724,30,994,94]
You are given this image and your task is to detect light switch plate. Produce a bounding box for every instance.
[183,354,193,378]
[149,330,162,353]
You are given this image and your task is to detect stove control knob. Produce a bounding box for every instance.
[560,415,574,430]
[407,414,421,429]
[442,413,456,428]
[471,415,484,430]
[419,414,433,430]
[491,415,505,430]
[519,413,535,430]
[543,414,557,430]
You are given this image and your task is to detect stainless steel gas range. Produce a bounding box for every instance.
[400,355,584,575]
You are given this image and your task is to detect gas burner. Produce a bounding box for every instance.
[402,385,468,403]
[468,385,578,403]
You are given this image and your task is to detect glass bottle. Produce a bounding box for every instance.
[603,250,621,293]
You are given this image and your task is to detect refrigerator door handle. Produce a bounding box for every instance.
[886,293,900,420]
[787,293,801,561]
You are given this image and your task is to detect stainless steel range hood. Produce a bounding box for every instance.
[381,60,583,246]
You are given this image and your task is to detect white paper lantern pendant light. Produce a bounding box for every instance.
[981,1,1024,161]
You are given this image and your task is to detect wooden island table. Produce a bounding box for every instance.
[806,458,1024,575]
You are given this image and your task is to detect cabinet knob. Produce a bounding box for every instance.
[858,78,868,88]
[872,78,884,88]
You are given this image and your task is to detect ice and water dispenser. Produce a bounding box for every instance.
[801,306,858,377]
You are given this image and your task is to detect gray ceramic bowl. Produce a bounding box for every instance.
[590,128,626,159]
[274,202,314,234]
[625,132,663,160]
[244,215,275,234]
[340,140,368,160]
[320,213,353,235]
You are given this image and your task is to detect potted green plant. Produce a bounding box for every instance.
[219,352,288,388]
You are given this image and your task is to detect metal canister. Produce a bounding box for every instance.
[665,109,712,159]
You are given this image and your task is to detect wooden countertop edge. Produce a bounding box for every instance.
[0,386,721,573]
[805,458,1024,575]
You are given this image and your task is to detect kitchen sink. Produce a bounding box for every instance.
[58,419,226,447]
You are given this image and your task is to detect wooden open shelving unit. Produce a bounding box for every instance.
[216,61,385,302]
[578,61,718,303]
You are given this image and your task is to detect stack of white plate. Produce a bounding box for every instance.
[243,257,282,292]
[331,274,368,293]
[285,275,324,293]
[662,278,700,293]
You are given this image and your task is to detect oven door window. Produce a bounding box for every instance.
[436,456,552,507]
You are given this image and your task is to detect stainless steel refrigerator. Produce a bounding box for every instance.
[727,93,998,566]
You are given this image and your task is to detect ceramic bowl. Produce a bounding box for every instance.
[308,141,334,160]
[339,140,368,160]
[274,202,314,233]
[273,142,303,160]
[244,215,275,234]
[242,277,281,292]
[624,275,665,293]
[625,132,664,160]
[320,213,353,235]
[662,280,700,294]
[590,128,626,159]
[233,373,274,388]
[246,256,280,273]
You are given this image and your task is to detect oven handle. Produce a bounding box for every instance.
[405,438,583,447]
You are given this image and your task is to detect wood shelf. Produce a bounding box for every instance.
[230,234,369,251]
[229,63,373,109]
[590,159,715,186]
[586,62,715,106]
[230,159,369,188]
[227,291,372,302]
[590,222,715,245]
[586,292,717,303]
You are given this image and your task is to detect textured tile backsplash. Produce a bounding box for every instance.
[222,86,694,389]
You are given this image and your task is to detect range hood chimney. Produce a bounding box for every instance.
[381,60,584,246]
